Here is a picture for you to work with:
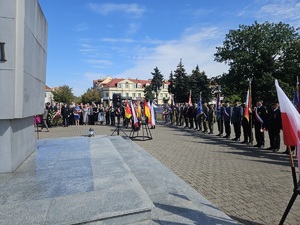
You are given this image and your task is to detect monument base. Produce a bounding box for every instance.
[0,117,35,173]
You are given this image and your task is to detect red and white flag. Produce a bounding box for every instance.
[188,90,192,105]
[130,101,139,128]
[275,80,300,165]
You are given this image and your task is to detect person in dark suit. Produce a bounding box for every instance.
[266,101,281,151]
[223,100,232,138]
[231,99,243,141]
[253,99,268,148]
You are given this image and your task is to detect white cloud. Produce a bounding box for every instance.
[114,27,229,79]
[127,22,141,35]
[87,3,146,17]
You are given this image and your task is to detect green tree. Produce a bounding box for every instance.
[151,67,164,99]
[215,21,300,105]
[52,85,74,104]
[173,59,189,103]
[80,88,100,104]
[188,65,211,103]
[168,71,175,94]
[144,85,155,100]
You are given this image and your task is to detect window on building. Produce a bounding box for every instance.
[164,84,168,89]
[0,43,6,62]
[137,83,142,88]
[117,83,121,88]
[105,93,109,97]
[160,93,163,97]
[125,82,129,88]
[165,94,168,97]
[132,84,136,89]
[126,93,129,97]
[138,93,141,97]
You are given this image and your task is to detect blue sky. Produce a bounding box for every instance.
[38,0,300,96]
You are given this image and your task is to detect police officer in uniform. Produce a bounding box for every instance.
[231,99,243,141]
[253,99,268,148]
[266,101,281,151]
[223,100,232,138]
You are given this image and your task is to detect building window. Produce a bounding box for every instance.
[132,93,136,97]
[125,82,129,88]
[137,83,142,88]
[138,93,141,97]
[165,94,168,97]
[0,43,6,62]
[117,83,121,88]
[164,84,168,89]
[132,84,136,89]
[105,93,109,97]
[126,93,129,97]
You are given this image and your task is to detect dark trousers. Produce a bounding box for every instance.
[184,116,188,127]
[88,115,94,125]
[111,115,115,125]
[268,128,280,149]
[217,119,224,134]
[255,124,265,146]
[242,122,252,142]
[233,122,241,139]
[63,116,69,127]
[224,121,231,137]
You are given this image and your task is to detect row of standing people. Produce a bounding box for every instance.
[162,99,283,152]
[43,102,128,128]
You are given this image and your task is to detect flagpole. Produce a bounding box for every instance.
[249,78,253,146]
[279,146,299,225]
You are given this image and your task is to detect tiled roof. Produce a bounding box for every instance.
[104,78,151,88]
[45,85,51,90]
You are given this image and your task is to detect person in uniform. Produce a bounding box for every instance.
[253,99,268,148]
[216,102,224,136]
[231,99,243,141]
[266,101,281,151]
[241,103,252,144]
[207,104,216,134]
[223,100,232,138]
[202,102,209,133]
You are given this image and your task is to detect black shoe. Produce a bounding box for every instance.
[232,138,237,141]
[223,136,228,138]
[273,148,280,152]
[241,140,247,144]
[282,150,289,155]
[253,144,259,147]
[216,134,221,136]
[266,147,273,150]
[208,132,213,134]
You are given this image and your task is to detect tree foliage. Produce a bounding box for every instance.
[80,88,100,104]
[188,65,211,103]
[215,21,300,105]
[151,67,164,99]
[173,59,189,103]
[52,85,74,104]
[168,71,175,94]
[144,85,155,100]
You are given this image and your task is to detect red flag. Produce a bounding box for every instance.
[143,100,152,125]
[188,90,192,105]
[275,80,300,164]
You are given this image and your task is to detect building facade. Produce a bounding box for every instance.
[0,0,47,172]
[93,76,171,105]
[45,85,54,104]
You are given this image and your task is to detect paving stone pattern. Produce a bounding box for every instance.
[37,123,300,225]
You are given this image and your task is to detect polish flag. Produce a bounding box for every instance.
[130,101,139,127]
[150,101,156,127]
[275,80,300,162]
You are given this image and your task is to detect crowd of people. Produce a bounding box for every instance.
[161,99,289,154]
[36,98,292,155]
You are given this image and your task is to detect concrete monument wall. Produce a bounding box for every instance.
[0,0,47,172]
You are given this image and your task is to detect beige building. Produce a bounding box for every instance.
[45,85,54,104]
[93,76,171,105]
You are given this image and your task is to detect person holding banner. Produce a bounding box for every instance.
[223,100,232,139]
[253,99,268,148]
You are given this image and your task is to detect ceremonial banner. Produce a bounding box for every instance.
[125,100,132,119]
[144,100,152,125]
[275,80,300,170]
[150,101,156,126]
[188,90,192,105]
[130,101,139,127]
[216,85,221,119]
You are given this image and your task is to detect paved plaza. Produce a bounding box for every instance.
[34,123,299,225]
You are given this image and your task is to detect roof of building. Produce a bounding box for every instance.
[45,85,51,90]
